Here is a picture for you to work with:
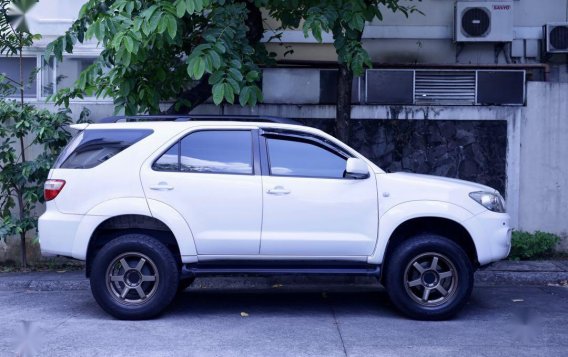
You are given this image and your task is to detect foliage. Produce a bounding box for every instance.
[509,231,561,261]
[0,95,73,247]
[47,0,270,114]
[0,0,42,54]
[0,1,74,267]
[47,0,418,116]
[264,0,419,76]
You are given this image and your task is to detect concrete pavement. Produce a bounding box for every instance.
[0,285,567,356]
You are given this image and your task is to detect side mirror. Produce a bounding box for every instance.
[345,158,370,179]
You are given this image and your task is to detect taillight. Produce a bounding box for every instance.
[44,180,66,201]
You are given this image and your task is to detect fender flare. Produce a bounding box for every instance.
[72,197,197,261]
[368,201,475,264]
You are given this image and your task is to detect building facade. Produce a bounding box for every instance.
[2,0,568,239]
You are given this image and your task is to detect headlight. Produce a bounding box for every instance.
[469,191,506,213]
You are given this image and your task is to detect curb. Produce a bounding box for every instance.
[474,271,568,286]
[1,269,567,292]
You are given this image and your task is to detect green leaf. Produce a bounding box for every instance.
[209,71,224,85]
[148,11,162,33]
[214,42,226,54]
[166,16,178,39]
[203,55,213,73]
[194,0,204,12]
[212,83,224,105]
[123,36,134,53]
[141,4,159,20]
[227,68,243,82]
[186,0,196,14]
[193,57,206,79]
[226,77,240,93]
[239,86,251,106]
[187,57,198,76]
[230,59,241,69]
[94,21,105,41]
[175,0,186,17]
[224,83,234,104]
[209,50,221,69]
[246,70,259,82]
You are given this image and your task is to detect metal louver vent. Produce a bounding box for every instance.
[415,71,476,105]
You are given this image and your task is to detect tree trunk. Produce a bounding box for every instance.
[18,41,27,268]
[165,74,213,114]
[19,231,27,268]
[336,62,353,143]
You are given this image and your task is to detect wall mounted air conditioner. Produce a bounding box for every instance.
[544,23,568,53]
[455,1,514,42]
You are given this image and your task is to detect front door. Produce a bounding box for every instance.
[259,131,379,257]
[141,129,262,255]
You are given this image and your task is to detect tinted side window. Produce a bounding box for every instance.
[179,131,253,174]
[267,138,346,178]
[58,129,152,169]
[153,143,179,171]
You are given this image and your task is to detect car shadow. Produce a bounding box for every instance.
[167,288,399,319]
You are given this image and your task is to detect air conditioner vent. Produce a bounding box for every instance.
[545,24,568,53]
[415,71,476,105]
[462,8,490,37]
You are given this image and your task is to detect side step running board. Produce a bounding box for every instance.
[181,264,381,278]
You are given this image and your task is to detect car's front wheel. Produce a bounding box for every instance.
[90,233,179,320]
[384,234,474,320]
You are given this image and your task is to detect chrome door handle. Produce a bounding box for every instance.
[149,182,174,191]
[267,186,290,195]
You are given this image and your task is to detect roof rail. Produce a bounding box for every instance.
[96,115,302,126]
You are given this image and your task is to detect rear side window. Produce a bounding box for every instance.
[56,129,152,169]
[153,130,253,175]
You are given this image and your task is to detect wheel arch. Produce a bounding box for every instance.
[379,216,478,284]
[85,214,182,277]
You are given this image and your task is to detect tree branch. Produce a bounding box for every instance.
[165,0,264,114]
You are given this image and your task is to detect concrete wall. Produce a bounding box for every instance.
[518,82,568,236]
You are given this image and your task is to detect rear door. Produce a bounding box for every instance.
[259,130,379,257]
[141,128,263,255]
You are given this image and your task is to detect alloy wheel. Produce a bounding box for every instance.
[403,252,458,307]
[105,252,160,305]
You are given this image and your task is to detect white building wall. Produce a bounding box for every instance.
[518,82,568,236]
[27,0,86,42]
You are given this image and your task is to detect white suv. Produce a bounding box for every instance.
[39,115,511,320]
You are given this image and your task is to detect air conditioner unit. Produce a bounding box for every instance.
[544,23,568,53]
[455,1,514,42]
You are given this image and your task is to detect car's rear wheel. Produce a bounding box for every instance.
[90,233,179,320]
[384,234,474,320]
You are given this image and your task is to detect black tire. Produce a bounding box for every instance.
[90,233,179,320]
[177,277,195,294]
[384,234,474,320]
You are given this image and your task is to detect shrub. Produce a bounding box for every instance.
[509,231,561,261]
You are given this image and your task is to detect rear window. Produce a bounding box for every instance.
[55,129,153,169]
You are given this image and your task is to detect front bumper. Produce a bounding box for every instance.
[463,210,512,266]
